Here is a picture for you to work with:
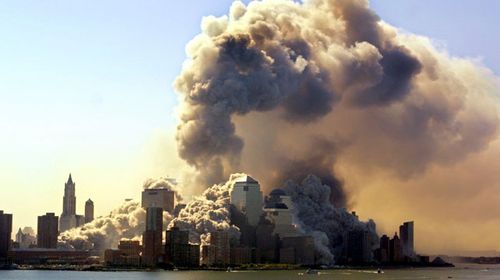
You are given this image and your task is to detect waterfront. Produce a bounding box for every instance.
[1,265,500,280]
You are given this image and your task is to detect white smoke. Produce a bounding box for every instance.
[168,174,244,245]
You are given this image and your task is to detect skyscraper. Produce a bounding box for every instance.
[230,175,263,226]
[85,199,94,224]
[399,221,415,258]
[37,213,58,249]
[142,207,163,266]
[60,174,85,231]
[142,188,175,213]
[0,210,13,261]
[209,230,230,266]
[165,226,199,267]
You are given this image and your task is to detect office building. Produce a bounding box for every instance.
[0,210,13,261]
[263,201,298,238]
[85,199,94,224]
[210,230,231,266]
[346,230,371,264]
[104,240,142,267]
[399,221,414,258]
[142,207,163,266]
[230,175,263,226]
[389,232,403,263]
[37,213,58,249]
[142,189,175,213]
[165,226,200,267]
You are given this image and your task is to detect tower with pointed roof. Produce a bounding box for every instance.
[63,174,76,216]
[230,175,263,226]
[60,173,85,232]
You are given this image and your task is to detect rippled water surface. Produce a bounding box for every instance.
[1,265,500,280]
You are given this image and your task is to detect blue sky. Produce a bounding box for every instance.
[0,0,498,231]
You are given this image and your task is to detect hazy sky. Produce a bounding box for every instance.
[1,0,499,254]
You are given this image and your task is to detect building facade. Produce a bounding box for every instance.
[142,207,163,266]
[85,199,94,224]
[142,189,175,213]
[0,210,13,261]
[60,174,85,232]
[399,221,415,258]
[37,213,58,249]
[230,175,263,226]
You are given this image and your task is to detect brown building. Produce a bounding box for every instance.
[104,240,142,267]
[142,207,163,266]
[118,240,141,256]
[389,233,403,263]
[165,226,199,267]
[209,230,230,266]
[37,213,58,249]
[0,210,13,261]
[8,249,90,265]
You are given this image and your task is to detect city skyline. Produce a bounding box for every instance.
[1,0,500,257]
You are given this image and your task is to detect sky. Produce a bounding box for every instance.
[0,0,499,254]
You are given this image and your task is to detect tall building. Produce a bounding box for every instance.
[165,226,199,267]
[60,174,85,232]
[399,221,414,258]
[85,199,94,224]
[142,188,175,213]
[389,232,403,263]
[264,189,298,238]
[208,230,230,266]
[230,175,263,226]
[0,210,13,260]
[346,230,371,264]
[142,207,163,266]
[37,213,58,249]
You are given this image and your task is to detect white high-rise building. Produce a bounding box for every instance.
[264,189,298,237]
[230,175,263,226]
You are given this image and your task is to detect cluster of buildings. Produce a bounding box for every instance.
[373,221,429,264]
[0,174,95,266]
[0,174,431,268]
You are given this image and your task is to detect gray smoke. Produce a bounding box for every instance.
[283,175,377,264]
[175,0,498,194]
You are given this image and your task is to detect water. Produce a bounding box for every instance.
[1,266,500,280]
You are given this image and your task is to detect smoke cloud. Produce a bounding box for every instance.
[174,0,498,194]
[283,175,377,263]
[174,0,500,254]
[59,178,177,253]
[168,174,243,245]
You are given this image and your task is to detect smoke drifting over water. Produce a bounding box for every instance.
[174,0,498,197]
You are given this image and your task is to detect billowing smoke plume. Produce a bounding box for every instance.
[59,200,146,252]
[168,174,242,245]
[175,0,498,198]
[283,175,377,264]
[59,178,178,253]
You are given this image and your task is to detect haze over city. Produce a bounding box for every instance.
[1,0,500,260]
